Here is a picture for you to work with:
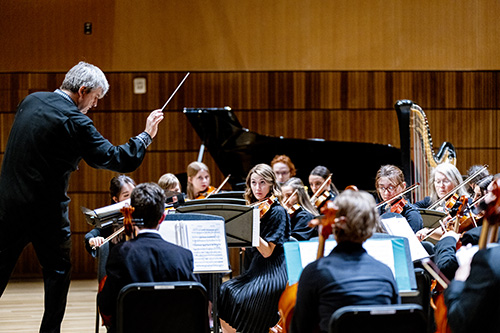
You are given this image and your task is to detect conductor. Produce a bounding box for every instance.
[0,61,164,333]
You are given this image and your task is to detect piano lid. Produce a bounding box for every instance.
[184,107,404,192]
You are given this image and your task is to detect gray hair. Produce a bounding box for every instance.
[60,61,109,97]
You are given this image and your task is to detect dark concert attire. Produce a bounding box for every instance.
[414,196,432,209]
[379,201,423,233]
[0,90,151,333]
[218,202,290,333]
[291,241,400,333]
[290,207,318,241]
[434,226,500,281]
[444,244,500,333]
[98,231,197,332]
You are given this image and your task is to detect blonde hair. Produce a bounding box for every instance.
[334,190,378,243]
[283,177,318,216]
[429,163,467,202]
[158,173,181,192]
[186,161,210,200]
[244,164,283,204]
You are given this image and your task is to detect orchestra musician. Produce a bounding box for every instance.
[443,177,500,333]
[415,163,470,241]
[308,166,339,210]
[84,175,136,256]
[218,164,290,333]
[271,154,296,185]
[97,183,198,333]
[290,190,400,333]
[186,161,215,200]
[282,177,319,241]
[375,165,423,233]
[158,172,182,194]
[0,61,164,333]
[433,174,499,281]
[158,172,184,206]
[465,164,490,197]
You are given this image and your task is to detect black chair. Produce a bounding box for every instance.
[401,268,433,332]
[329,304,426,333]
[116,281,209,333]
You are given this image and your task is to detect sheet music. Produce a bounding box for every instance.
[380,216,429,261]
[284,237,414,292]
[158,219,230,274]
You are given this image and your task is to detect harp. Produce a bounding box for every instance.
[396,100,457,202]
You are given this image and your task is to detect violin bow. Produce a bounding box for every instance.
[283,188,298,206]
[205,174,231,199]
[91,226,125,250]
[310,174,332,204]
[375,183,420,209]
[429,164,488,210]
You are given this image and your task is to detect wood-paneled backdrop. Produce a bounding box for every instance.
[1,0,499,278]
[1,71,498,278]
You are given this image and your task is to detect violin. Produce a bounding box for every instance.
[390,197,407,214]
[195,185,216,200]
[429,164,488,211]
[478,178,500,249]
[310,175,332,208]
[257,195,277,218]
[375,183,419,213]
[287,203,301,217]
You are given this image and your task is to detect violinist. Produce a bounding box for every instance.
[218,164,290,333]
[290,190,400,333]
[433,174,499,281]
[186,161,215,200]
[308,166,339,210]
[415,163,470,241]
[443,177,500,333]
[84,175,136,257]
[158,172,184,207]
[271,154,296,185]
[282,177,319,241]
[97,183,198,333]
[375,165,423,233]
[465,164,490,197]
[414,163,469,210]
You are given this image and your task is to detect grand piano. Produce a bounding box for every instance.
[184,103,410,192]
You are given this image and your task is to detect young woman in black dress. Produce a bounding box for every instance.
[218,163,290,333]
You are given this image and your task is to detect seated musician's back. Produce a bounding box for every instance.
[97,182,198,332]
[291,190,400,333]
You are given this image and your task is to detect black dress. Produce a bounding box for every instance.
[290,207,318,241]
[218,202,290,333]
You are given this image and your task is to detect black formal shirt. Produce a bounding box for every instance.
[291,241,400,333]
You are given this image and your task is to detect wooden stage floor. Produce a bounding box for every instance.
[0,279,99,332]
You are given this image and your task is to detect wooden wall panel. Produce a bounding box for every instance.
[2,0,500,71]
[1,70,499,278]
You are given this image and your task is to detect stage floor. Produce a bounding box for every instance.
[0,279,98,332]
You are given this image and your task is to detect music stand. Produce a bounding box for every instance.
[418,209,446,229]
[176,199,259,247]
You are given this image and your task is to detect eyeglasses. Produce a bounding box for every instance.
[275,171,290,176]
[434,179,451,186]
[377,185,398,192]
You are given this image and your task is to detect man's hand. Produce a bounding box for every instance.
[144,109,164,139]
